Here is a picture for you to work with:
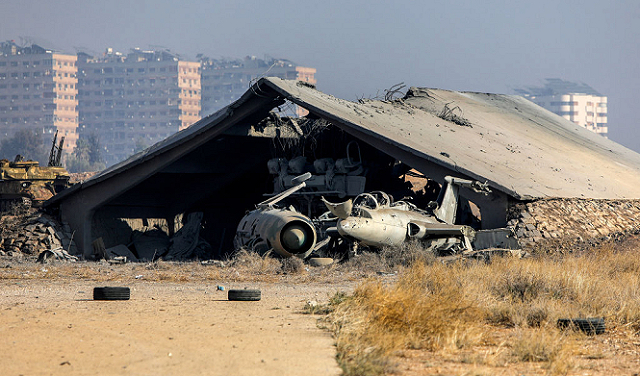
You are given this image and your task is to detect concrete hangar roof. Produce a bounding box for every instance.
[266,79,640,200]
[54,77,640,204]
[47,78,640,256]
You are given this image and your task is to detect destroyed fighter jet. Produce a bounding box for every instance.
[322,176,491,254]
[234,173,317,259]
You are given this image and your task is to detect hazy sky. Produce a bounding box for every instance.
[2,0,639,150]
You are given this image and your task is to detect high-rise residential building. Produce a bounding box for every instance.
[77,48,201,164]
[200,56,316,116]
[516,79,608,137]
[0,41,79,152]
[2,41,315,166]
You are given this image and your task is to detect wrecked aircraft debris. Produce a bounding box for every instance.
[234,173,317,258]
[323,176,492,254]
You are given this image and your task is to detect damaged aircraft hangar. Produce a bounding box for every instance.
[45,78,640,260]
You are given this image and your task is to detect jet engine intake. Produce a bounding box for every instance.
[277,220,316,258]
[234,208,317,259]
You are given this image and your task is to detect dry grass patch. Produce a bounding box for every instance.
[510,328,576,373]
[326,242,640,375]
[328,261,484,375]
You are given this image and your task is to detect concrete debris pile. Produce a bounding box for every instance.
[0,211,78,259]
[68,171,99,184]
[508,198,640,249]
[97,212,210,262]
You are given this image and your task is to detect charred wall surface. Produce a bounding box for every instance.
[508,198,640,249]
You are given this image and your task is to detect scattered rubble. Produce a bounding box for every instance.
[0,209,78,260]
[164,212,207,260]
[508,198,640,251]
[68,171,99,184]
[90,212,211,262]
[437,102,472,127]
[37,247,79,263]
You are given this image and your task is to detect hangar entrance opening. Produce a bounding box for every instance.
[89,114,496,260]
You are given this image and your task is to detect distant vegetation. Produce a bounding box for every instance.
[0,129,48,164]
[65,134,105,173]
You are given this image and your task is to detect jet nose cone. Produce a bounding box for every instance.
[337,218,368,238]
[282,225,307,251]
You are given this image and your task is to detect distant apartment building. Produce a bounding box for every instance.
[77,48,201,164]
[1,40,316,166]
[0,41,78,152]
[516,79,608,137]
[200,56,316,116]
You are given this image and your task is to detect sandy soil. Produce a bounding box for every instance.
[0,279,349,376]
[2,254,640,376]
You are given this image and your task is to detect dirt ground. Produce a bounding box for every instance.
[0,276,349,376]
[3,255,640,376]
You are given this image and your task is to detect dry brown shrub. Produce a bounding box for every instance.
[341,251,388,273]
[510,328,576,374]
[281,257,305,274]
[328,260,484,375]
[228,249,282,275]
[378,240,437,268]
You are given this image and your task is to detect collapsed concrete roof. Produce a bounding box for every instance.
[264,79,640,200]
[47,78,640,256]
[56,77,640,203]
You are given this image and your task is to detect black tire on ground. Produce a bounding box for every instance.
[93,287,131,301]
[557,318,605,335]
[228,289,261,301]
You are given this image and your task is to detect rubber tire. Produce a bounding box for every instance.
[557,318,605,335]
[308,257,334,267]
[228,289,261,301]
[93,287,131,301]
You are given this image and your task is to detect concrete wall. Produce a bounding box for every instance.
[508,198,640,249]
